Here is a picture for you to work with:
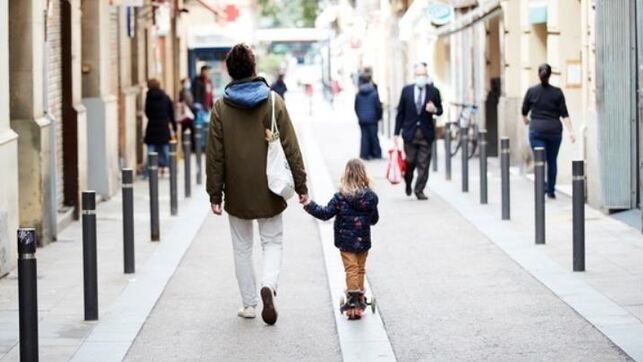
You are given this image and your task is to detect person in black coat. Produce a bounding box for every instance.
[144,78,176,175]
[192,65,214,111]
[394,62,443,200]
[354,74,382,160]
[270,71,288,99]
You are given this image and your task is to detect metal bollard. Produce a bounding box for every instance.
[445,122,452,181]
[122,169,135,274]
[82,191,98,321]
[195,124,203,185]
[479,130,488,204]
[148,153,160,242]
[431,138,438,172]
[169,141,178,216]
[461,126,469,192]
[534,148,546,245]
[183,130,192,198]
[573,161,586,271]
[500,138,511,220]
[17,228,38,362]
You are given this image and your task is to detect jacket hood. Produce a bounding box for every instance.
[342,189,378,212]
[223,77,271,109]
[358,83,376,95]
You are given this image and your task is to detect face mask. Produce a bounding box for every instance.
[415,76,428,88]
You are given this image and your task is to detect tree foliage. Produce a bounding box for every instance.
[257,0,320,28]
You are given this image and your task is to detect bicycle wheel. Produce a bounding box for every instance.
[448,123,461,157]
[467,124,479,159]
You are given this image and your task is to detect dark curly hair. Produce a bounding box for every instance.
[225,44,256,80]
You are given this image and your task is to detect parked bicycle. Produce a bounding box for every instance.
[446,103,479,159]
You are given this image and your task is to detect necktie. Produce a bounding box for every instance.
[416,87,423,114]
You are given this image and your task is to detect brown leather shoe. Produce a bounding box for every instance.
[260,287,278,325]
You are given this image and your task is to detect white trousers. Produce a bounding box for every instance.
[228,213,283,308]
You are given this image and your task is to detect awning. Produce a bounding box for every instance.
[431,0,501,37]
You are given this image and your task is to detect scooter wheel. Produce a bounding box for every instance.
[371,297,377,314]
[339,295,345,308]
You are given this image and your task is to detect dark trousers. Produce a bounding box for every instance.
[404,129,433,194]
[529,131,562,195]
[359,124,382,160]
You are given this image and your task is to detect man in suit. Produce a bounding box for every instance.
[395,62,443,200]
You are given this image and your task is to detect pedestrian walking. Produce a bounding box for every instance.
[144,78,176,176]
[270,70,288,99]
[192,65,214,112]
[394,62,443,200]
[354,73,383,160]
[303,159,379,320]
[522,63,576,199]
[178,78,196,151]
[206,43,308,325]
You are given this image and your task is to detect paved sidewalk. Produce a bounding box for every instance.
[125,202,341,361]
[298,97,632,361]
[0,157,202,361]
[427,145,643,360]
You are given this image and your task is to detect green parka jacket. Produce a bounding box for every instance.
[206,77,307,219]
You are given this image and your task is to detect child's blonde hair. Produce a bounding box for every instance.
[339,159,372,195]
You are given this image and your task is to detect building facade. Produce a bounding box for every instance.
[0,0,188,276]
[397,0,643,223]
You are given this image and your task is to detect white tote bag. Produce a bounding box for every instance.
[266,92,296,200]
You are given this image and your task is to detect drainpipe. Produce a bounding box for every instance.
[44,2,58,240]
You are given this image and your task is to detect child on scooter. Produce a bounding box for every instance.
[303,159,379,319]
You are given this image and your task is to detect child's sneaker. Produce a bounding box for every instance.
[237,306,256,319]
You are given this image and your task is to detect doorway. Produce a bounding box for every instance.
[61,0,79,219]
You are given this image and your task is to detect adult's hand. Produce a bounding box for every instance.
[211,203,222,215]
[425,101,437,114]
[299,194,310,205]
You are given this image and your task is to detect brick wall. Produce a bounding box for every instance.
[47,0,64,212]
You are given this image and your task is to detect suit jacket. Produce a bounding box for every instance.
[394,84,443,143]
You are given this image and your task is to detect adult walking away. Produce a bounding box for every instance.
[178,78,196,150]
[394,62,443,200]
[144,78,176,176]
[206,44,308,325]
[354,73,382,160]
[270,70,288,99]
[522,63,576,199]
[192,65,214,112]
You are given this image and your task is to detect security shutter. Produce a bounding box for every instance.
[595,0,638,209]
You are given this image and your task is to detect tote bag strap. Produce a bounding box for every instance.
[270,91,278,134]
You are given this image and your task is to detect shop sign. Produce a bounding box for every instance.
[155,4,171,36]
[425,2,454,26]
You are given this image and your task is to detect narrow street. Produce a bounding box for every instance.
[123,94,630,361]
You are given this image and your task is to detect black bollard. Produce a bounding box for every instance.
[573,161,586,271]
[169,141,178,216]
[17,228,38,362]
[445,122,452,181]
[461,126,469,192]
[432,138,438,172]
[82,191,98,321]
[122,169,135,274]
[183,130,192,198]
[195,124,203,185]
[534,148,546,245]
[501,138,511,220]
[479,130,488,204]
[148,153,160,242]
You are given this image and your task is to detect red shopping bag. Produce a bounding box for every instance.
[386,146,406,184]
